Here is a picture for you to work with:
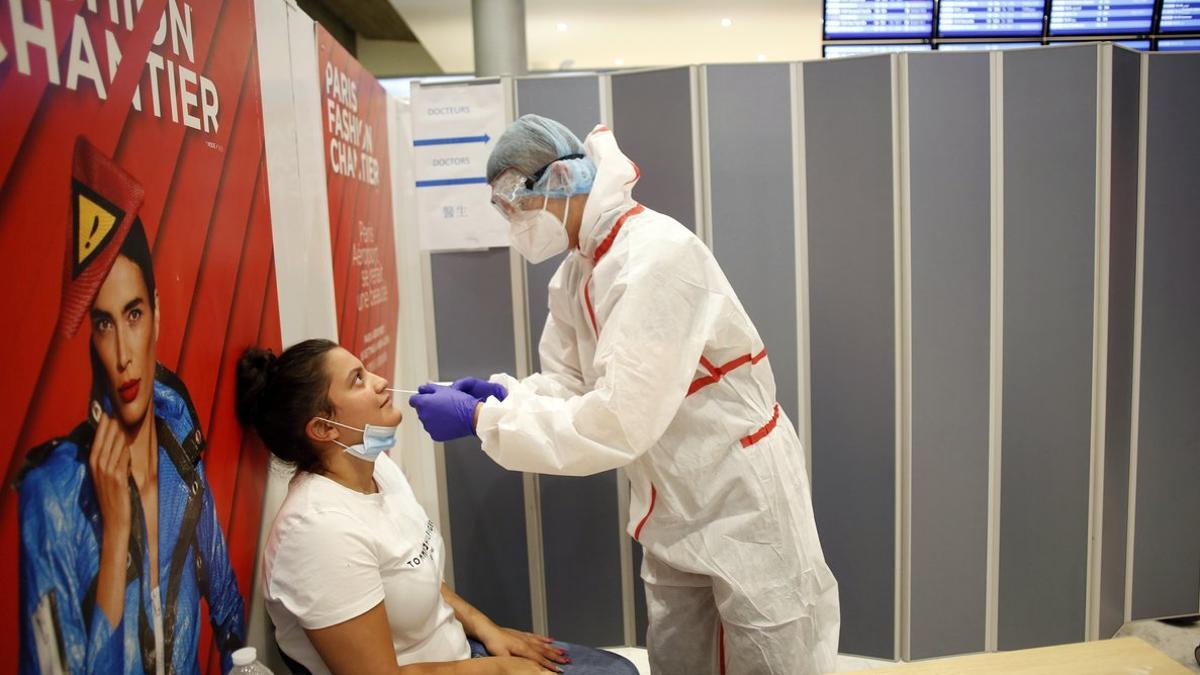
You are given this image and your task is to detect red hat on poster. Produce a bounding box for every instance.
[57,137,146,339]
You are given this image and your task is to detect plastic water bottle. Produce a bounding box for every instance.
[229,647,274,674]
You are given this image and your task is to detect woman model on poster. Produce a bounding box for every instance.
[19,139,246,674]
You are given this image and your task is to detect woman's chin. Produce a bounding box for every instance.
[381,409,403,427]
[114,396,151,429]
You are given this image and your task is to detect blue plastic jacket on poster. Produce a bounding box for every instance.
[18,369,246,674]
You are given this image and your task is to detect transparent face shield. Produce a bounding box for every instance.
[489,153,586,222]
[489,170,538,222]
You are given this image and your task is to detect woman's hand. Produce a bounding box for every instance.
[478,626,569,672]
[91,412,133,534]
[90,412,133,627]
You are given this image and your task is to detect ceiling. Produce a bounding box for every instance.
[308,0,419,40]
[388,0,825,74]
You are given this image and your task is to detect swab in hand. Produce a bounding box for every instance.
[387,382,451,395]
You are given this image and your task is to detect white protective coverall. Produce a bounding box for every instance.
[476,125,840,675]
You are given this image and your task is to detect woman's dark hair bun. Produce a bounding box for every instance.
[234,339,338,474]
[235,347,277,427]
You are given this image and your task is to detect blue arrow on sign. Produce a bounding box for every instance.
[415,177,489,188]
[413,134,491,147]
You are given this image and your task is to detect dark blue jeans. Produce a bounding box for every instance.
[468,638,639,675]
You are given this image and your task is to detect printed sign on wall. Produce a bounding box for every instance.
[411,81,509,251]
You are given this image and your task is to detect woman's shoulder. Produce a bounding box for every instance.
[264,476,382,589]
[373,452,409,486]
[18,425,90,505]
[374,454,425,507]
[271,475,367,540]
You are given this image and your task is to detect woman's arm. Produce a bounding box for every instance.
[90,413,133,628]
[305,602,551,675]
[440,584,496,640]
[441,585,567,672]
[19,436,125,674]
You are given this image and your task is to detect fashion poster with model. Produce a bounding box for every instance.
[0,1,280,672]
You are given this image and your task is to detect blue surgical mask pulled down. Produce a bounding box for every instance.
[316,417,398,462]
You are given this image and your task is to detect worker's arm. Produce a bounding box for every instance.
[475,238,720,476]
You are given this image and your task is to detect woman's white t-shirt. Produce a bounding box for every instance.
[263,454,470,674]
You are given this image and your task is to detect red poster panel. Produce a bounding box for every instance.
[0,2,278,673]
[316,25,399,381]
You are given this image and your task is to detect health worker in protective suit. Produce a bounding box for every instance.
[409,115,840,675]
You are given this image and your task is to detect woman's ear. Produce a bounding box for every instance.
[306,417,338,445]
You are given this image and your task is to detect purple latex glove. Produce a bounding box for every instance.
[452,377,508,402]
[408,384,479,442]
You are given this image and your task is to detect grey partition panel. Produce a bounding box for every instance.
[609,68,697,231]
[431,250,532,631]
[1099,48,1141,638]
[514,75,625,646]
[906,52,991,659]
[803,55,896,659]
[999,45,1097,650]
[536,473,623,645]
[705,63,800,424]
[633,541,648,646]
[1132,52,1200,621]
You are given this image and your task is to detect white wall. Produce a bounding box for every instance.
[250,0,337,670]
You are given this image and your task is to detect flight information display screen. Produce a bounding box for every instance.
[1157,38,1200,50]
[938,41,1043,49]
[825,0,935,38]
[823,43,934,57]
[938,0,1046,37]
[1059,39,1153,47]
[1049,0,1155,36]
[1159,0,1200,33]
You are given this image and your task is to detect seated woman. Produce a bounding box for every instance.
[235,339,639,675]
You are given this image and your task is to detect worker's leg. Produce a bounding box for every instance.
[643,552,721,675]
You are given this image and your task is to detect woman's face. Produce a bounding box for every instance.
[90,255,158,429]
[323,347,402,443]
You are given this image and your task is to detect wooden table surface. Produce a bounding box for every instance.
[841,637,1193,674]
